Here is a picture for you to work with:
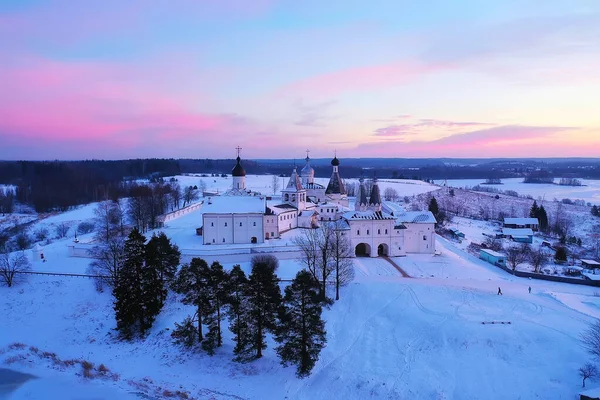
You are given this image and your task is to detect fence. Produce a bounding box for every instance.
[157,201,204,225]
[491,261,600,287]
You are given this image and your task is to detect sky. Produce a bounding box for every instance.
[1,0,599,160]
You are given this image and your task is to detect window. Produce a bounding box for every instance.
[223,238,225,242]
[224,222,227,227]
[253,222,256,226]
[240,222,243,227]
[357,230,360,236]
[367,230,370,235]
[378,229,381,234]
[423,235,427,241]
[385,229,388,234]
[271,232,275,236]
[212,239,215,243]
[211,222,214,227]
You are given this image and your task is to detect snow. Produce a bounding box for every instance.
[446,177,600,205]
[503,217,539,225]
[481,248,505,258]
[202,196,266,214]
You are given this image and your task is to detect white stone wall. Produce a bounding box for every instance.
[402,223,435,254]
[203,213,264,245]
[348,219,396,257]
[277,210,298,234]
[264,215,279,239]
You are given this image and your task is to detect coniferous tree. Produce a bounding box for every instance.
[145,232,181,302]
[201,261,229,355]
[537,205,549,232]
[593,205,599,217]
[139,247,164,334]
[428,197,439,217]
[529,201,539,218]
[226,265,252,361]
[114,228,146,340]
[275,270,327,378]
[238,257,283,361]
[171,258,211,345]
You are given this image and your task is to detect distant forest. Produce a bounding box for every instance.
[1,158,599,212]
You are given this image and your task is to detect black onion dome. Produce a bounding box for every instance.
[232,156,246,177]
[331,156,340,166]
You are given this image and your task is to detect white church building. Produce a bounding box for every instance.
[202,151,436,256]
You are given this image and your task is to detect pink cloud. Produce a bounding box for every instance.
[278,62,446,96]
[373,119,492,137]
[354,125,588,157]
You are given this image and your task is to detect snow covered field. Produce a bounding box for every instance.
[2,232,600,399]
[446,177,600,205]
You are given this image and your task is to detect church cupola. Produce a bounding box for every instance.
[300,149,315,186]
[326,153,346,197]
[231,146,246,191]
[355,176,369,211]
[282,166,306,211]
[369,176,382,212]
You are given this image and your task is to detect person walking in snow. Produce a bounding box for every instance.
[528,286,531,294]
[497,287,502,295]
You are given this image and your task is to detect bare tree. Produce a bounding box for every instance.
[95,200,123,242]
[583,320,600,359]
[272,175,280,195]
[87,237,126,291]
[0,250,32,287]
[383,187,399,202]
[198,180,207,196]
[529,247,549,273]
[579,363,598,388]
[506,244,530,272]
[484,236,503,252]
[183,186,199,207]
[170,182,182,210]
[331,220,354,300]
[293,228,320,285]
[55,222,69,239]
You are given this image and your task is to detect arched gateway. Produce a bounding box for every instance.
[355,243,371,257]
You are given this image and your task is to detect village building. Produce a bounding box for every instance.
[201,150,436,256]
[503,217,539,231]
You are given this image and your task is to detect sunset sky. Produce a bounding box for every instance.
[1,0,599,160]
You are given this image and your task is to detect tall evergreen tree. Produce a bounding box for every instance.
[275,270,327,378]
[114,228,146,340]
[145,232,181,302]
[537,205,549,232]
[201,261,229,355]
[428,197,439,217]
[529,200,539,218]
[171,258,211,345]
[226,265,251,361]
[592,205,599,217]
[238,258,283,361]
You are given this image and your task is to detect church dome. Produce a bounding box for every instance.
[301,156,314,176]
[331,156,340,166]
[232,156,246,177]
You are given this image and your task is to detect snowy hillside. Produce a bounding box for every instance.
[2,232,600,399]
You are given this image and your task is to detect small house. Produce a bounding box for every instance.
[580,387,600,400]
[501,228,534,244]
[503,217,539,231]
[480,249,506,267]
[449,228,465,238]
[582,259,600,270]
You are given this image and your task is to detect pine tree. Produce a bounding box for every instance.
[146,232,181,302]
[592,205,599,217]
[275,270,327,378]
[139,248,164,334]
[537,205,549,232]
[428,197,439,217]
[529,200,539,218]
[113,228,146,340]
[226,265,252,361]
[239,258,283,361]
[201,261,229,355]
[171,258,211,345]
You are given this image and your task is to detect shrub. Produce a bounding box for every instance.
[81,360,94,378]
[77,221,95,235]
[34,227,49,242]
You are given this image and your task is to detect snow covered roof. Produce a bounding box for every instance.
[369,178,381,205]
[582,259,600,266]
[382,201,406,215]
[481,249,505,258]
[504,217,539,225]
[284,168,303,191]
[203,196,265,214]
[341,210,395,221]
[502,228,533,236]
[267,204,298,215]
[580,386,600,398]
[395,211,437,224]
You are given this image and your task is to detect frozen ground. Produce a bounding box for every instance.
[446,177,600,205]
[2,232,600,399]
